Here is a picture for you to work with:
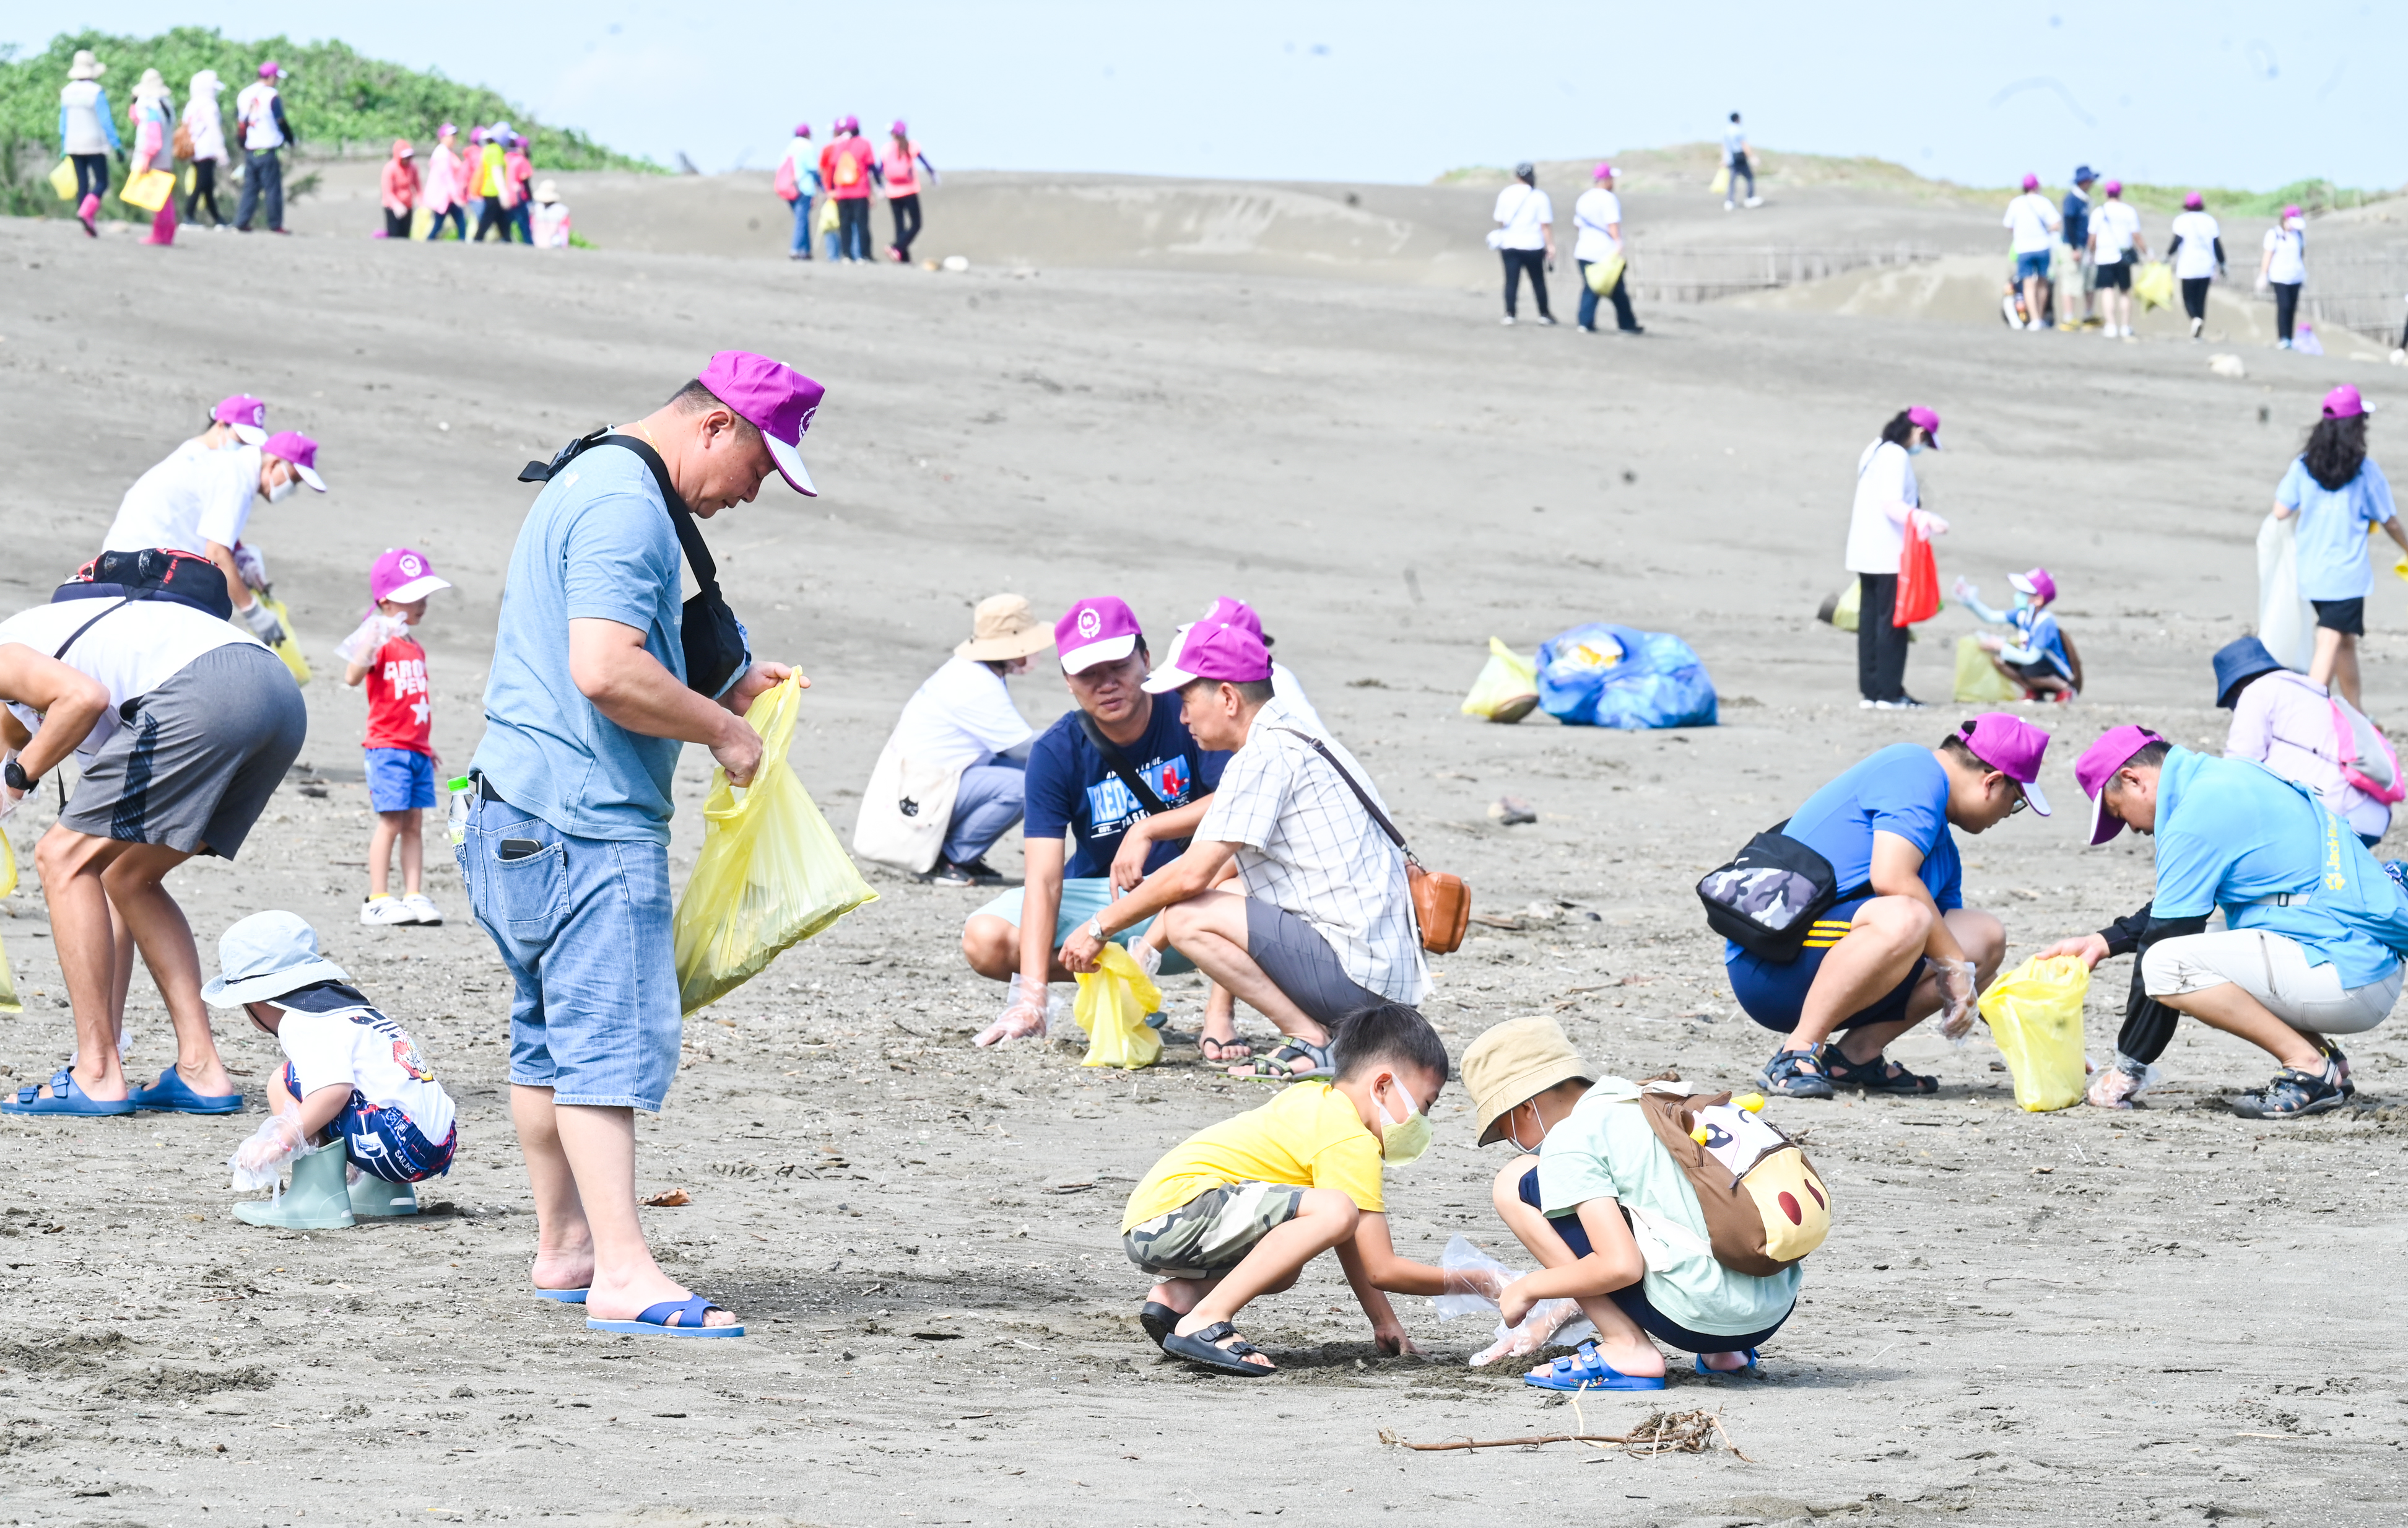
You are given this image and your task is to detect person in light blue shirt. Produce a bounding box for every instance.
[2045,727,2408,1120]
[1956,565,2074,698]
[2274,383,2408,709]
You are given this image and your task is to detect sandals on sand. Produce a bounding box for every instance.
[1819,1045,1938,1094]
[1227,1037,1332,1082]
[1524,1339,1665,1392]
[1162,1320,1273,1376]
[1139,1301,1180,1351]
[1693,1348,1760,1377]
[586,1296,744,1338]
[3,1068,135,1117]
[1198,1032,1251,1064]
[1758,1048,1833,1101]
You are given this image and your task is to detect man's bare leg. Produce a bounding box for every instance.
[523,1091,737,1327]
[1828,907,2005,1068]
[32,826,132,1101]
[1780,897,1934,1064]
[1172,1189,1358,1368]
[101,840,231,1096]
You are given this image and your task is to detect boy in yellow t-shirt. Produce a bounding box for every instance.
[1120,1003,1457,1375]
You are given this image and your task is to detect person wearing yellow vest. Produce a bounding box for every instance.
[472,124,518,243]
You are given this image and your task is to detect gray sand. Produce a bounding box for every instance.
[1,184,2404,1527]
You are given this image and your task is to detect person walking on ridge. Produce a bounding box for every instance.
[2087,180,2145,339]
[58,49,120,238]
[232,60,295,235]
[820,116,877,263]
[2274,385,2404,710]
[2058,167,2099,329]
[2002,174,2061,331]
[1721,113,1760,210]
[777,122,820,261]
[380,139,420,240]
[422,124,466,241]
[877,121,937,263]
[1571,164,1641,335]
[2168,193,2225,340]
[181,70,230,229]
[2261,205,2308,349]
[127,69,179,247]
[1490,163,1555,327]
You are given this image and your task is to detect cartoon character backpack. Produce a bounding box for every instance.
[1635,1075,1830,1276]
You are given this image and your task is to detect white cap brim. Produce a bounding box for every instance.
[231,423,267,445]
[2019,777,2051,817]
[293,464,326,492]
[767,432,817,497]
[1141,661,1198,694]
[2007,573,2038,595]
[383,574,451,605]
[1060,632,1137,674]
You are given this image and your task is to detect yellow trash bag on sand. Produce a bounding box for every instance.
[1708,166,1730,197]
[1976,955,2090,1112]
[1461,637,1541,723]
[673,676,879,1014]
[120,169,176,212]
[49,159,78,200]
[1583,253,1627,295]
[1072,942,1162,1070]
[0,836,18,1013]
[2132,261,2176,312]
[0,828,16,900]
[257,595,311,684]
[1953,634,2023,704]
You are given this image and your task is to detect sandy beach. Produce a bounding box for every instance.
[2,167,2404,1526]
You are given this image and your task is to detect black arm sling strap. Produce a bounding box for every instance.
[519,429,747,698]
[1076,711,1170,816]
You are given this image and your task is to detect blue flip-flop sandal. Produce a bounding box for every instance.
[1694,1348,1760,1377]
[3,1068,136,1117]
[129,1067,245,1115]
[587,1296,744,1338]
[1524,1338,1666,1392]
[534,1287,589,1304]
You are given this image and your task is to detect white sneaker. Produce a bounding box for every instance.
[401,893,444,925]
[1744,196,1763,208]
[360,896,414,927]
[1723,201,1735,212]
[1500,315,1516,326]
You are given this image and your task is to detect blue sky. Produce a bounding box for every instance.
[15,2,2397,190]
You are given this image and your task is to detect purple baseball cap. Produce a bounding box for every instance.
[2283,203,2302,220]
[1199,596,1263,640]
[2021,173,2039,191]
[697,350,824,497]
[2323,384,2373,420]
[1055,596,1142,674]
[2076,725,2167,845]
[1908,404,1942,448]
[370,548,451,606]
[1956,714,2052,816]
[258,60,285,80]
[1144,620,1272,693]
[213,394,267,445]
[2183,191,2204,210]
[2007,567,2058,605]
[261,431,325,492]
[2103,179,2123,197]
[793,121,812,139]
[1594,162,1615,181]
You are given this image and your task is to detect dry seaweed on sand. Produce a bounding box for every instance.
[1380,1405,1749,1459]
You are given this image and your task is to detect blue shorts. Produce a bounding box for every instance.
[1724,896,1927,1035]
[971,877,1197,975]
[2014,250,2051,282]
[365,748,437,812]
[284,1062,456,1184]
[457,789,682,1112]
[1516,1168,1793,1354]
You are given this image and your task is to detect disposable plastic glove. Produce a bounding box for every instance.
[1129,941,1162,983]
[973,974,1050,1047]
[1471,1299,1591,1368]
[1908,509,1951,538]
[1936,959,1980,1042]
[335,611,404,668]
[227,1112,307,1190]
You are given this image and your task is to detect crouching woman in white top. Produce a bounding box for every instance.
[853,594,1053,887]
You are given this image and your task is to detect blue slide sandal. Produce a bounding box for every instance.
[1524,1339,1666,1392]
[587,1296,744,1338]
[1694,1348,1760,1377]
[129,1067,245,1115]
[533,1288,589,1304]
[3,1068,136,1117]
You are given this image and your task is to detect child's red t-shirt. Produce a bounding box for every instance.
[363,634,433,754]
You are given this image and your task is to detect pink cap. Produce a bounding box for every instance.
[212,394,267,444]
[1594,162,1615,181]
[2323,384,2373,420]
[1144,621,1272,693]
[695,350,824,497]
[2076,725,2166,845]
[793,122,812,138]
[2284,204,2302,219]
[2008,567,2058,605]
[2183,191,2204,209]
[1955,714,2053,816]
[2021,173,2039,191]
[261,431,325,492]
[837,113,859,134]
[370,548,451,606]
[1055,597,1143,674]
[1199,596,1263,640]
[2103,180,2123,197]
[892,119,908,136]
[258,61,284,80]
[437,122,456,138]
[1908,404,1942,449]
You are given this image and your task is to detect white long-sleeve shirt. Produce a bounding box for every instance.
[1843,439,1920,575]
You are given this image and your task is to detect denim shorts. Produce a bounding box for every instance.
[2014,250,2051,282]
[456,790,682,1111]
[365,747,437,812]
[283,1062,456,1183]
[971,877,1196,974]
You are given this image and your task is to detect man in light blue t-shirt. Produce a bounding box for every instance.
[462,350,821,1339]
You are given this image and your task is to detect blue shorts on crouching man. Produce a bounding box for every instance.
[366,747,437,812]
[283,1062,456,1183]
[456,788,682,1112]
[1725,895,1926,1035]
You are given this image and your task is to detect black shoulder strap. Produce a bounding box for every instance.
[1076,711,1170,815]
[520,429,721,588]
[53,597,134,662]
[1272,727,1414,860]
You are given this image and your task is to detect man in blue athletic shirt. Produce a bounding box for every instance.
[1729,715,2051,1098]
[963,596,1235,1051]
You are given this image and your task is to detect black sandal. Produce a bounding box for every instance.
[1820,1044,1938,1094]
[1139,1301,1180,1351]
[1199,1032,1251,1064]
[1228,1037,1332,1081]
[1161,1320,1274,1376]
[1759,1047,1834,1099]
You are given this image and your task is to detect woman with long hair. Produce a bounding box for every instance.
[2259,205,2308,348]
[1842,406,1950,707]
[2275,385,2408,707]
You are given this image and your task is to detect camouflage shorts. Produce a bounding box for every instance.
[1121,1181,1306,1280]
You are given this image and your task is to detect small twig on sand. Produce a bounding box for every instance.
[1380,1406,1747,1460]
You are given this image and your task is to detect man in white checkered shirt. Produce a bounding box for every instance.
[1060,619,1430,1079]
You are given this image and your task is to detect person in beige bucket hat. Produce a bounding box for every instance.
[853,594,1055,886]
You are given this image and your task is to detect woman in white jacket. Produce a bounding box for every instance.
[180,70,228,227]
[1843,406,1949,708]
[127,69,179,246]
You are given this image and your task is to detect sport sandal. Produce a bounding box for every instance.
[1161,1321,1274,1376]
[1759,1048,1833,1100]
[2230,1067,2347,1120]
[1819,1044,1938,1094]
[1524,1338,1665,1392]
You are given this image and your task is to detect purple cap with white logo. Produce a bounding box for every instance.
[2076,725,2167,846]
[697,350,824,497]
[213,395,267,444]
[1199,596,1263,640]
[262,430,325,492]
[1143,620,1272,693]
[2007,567,2058,605]
[370,547,451,606]
[1055,596,1142,674]
[1955,714,2052,816]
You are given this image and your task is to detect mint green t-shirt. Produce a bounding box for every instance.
[1536,1080,1802,1338]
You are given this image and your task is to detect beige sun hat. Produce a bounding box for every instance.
[1462,1016,1593,1146]
[132,68,171,100]
[534,178,560,204]
[191,69,222,96]
[68,50,106,81]
[955,593,1056,661]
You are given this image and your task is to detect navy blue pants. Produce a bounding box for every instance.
[1516,1168,1791,1354]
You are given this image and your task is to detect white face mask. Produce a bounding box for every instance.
[266,471,297,504]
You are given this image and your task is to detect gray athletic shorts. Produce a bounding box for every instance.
[1245,897,1388,1028]
[60,642,306,859]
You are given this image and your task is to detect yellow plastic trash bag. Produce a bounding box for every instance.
[257,595,311,684]
[1953,634,2023,704]
[120,169,176,212]
[815,196,841,235]
[673,676,879,1014]
[410,205,432,239]
[1976,955,2090,1112]
[0,934,17,1015]
[2132,260,2176,312]
[1708,166,1730,197]
[1072,942,1162,1070]
[50,159,77,200]
[1461,637,1541,723]
[1583,253,1626,295]
[0,829,16,900]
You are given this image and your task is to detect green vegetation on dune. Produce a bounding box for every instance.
[1,27,650,219]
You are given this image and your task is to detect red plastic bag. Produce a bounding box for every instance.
[1894,523,1941,627]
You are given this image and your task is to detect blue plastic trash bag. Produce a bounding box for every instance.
[1536,623,1718,730]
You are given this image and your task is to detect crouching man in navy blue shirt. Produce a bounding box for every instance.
[1729,715,2053,1098]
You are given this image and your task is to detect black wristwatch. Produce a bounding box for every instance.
[2,757,32,793]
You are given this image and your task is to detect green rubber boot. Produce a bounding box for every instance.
[232,1140,356,1230]
[349,1172,418,1218]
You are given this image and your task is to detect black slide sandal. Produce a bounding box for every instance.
[1162,1321,1274,1376]
[1139,1302,1179,1351]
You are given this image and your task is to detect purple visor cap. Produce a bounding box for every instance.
[697,350,824,497]
[1144,620,1272,693]
[261,430,325,492]
[1199,595,1264,640]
